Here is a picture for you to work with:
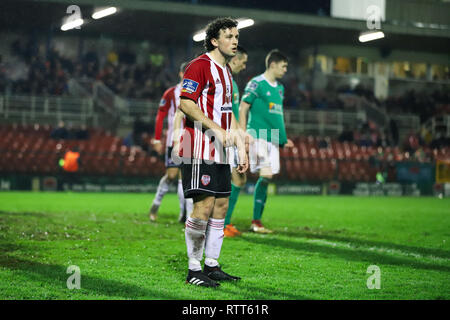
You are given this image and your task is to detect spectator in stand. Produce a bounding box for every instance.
[338,129,354,143]
[404,131,421,154]
[51,121,69,140]
[60,146,81,191]
[75,124,89,140]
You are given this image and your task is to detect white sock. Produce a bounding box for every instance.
[185,217,207,271]
[153,175,170,206]
[205,257,219,267]
[177,179,185,214]
[185,199,194,218]
[204,218,224,267]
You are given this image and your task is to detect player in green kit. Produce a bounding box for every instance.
[223,46,248,237]
[239,49,294,234]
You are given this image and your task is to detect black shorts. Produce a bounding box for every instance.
[181,160,231,199]
[165,146,181,168]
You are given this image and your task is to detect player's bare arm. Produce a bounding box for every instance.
[238,101,255,146]
[238,101,251,131]
[230,113,248,173]
[171,108,184,157]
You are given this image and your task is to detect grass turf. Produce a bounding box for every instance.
[0,191,449,300]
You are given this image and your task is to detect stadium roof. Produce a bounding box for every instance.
[1,0,449,55]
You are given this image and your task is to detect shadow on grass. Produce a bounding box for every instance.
[273,227,450,260]
[0,211,50,217]
[0,248,178,299]
[164,254,311,300]
[239,234,450,273]
[218,280,311,300]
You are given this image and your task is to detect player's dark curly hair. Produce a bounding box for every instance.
[204,17,238,52]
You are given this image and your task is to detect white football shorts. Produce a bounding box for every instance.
[249,138,280,175]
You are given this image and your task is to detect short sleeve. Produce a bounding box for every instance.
[180,60,207,103]
[242,80,259,105]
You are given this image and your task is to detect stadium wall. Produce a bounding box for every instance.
[0,174,441,196]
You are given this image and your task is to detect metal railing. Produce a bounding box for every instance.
[0,94,98,126]
[0,93,422,138]
[284,109,364,135]
[423,114,450,138]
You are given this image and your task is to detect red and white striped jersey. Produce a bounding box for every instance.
[179,53,233,163]
[154,83,182,148]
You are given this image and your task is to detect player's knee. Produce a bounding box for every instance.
[192,196,215,220]
[217,199,229,212]
[166,170,178,181]
[234,180,246,188]
[239,174,247,187]
[213,199,229,219]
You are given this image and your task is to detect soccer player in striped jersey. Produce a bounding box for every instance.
[223,45,249,237]
[149,62,193,223]
[239,49,294,234]
[178,17,248,287]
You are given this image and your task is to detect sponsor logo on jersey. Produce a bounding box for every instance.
[221,106,233,112]
[181,79,199,94]
[201,174,211,186]
[269,102,283,115]
[159,98,166,106]
[216,78,221,84]
[266,91,271,96]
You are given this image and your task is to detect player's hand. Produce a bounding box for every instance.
[285,139,294,148]
[152,139,164,155]
[237,152,248,174]
[223,131,235,148]
[171,141,182,165]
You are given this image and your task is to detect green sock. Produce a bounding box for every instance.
[225,184,241,226]
[253,177,269,221]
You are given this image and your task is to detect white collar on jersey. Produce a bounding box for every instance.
[261,74,278,88]
[206,52,228,70]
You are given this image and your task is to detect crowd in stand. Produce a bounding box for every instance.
[383,89,450,123]
[1,37,449,133]
[0,39,175,101]
[50,121,90,140]
[1,40,70,96]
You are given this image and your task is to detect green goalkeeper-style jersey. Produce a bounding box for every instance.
[241,74,288,146]
[232,78,240,120]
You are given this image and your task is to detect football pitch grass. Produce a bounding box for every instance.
[0,191,449,300]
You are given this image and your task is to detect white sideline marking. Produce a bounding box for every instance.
[305,239,449,263]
